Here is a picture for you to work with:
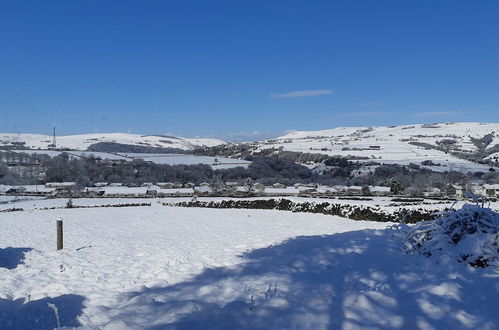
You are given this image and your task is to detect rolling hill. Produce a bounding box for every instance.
[1,122,498,173]
[0,132,226,151]
[252,122,499,173]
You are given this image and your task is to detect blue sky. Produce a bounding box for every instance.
[1,0,498,141]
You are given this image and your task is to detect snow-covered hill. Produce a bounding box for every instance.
[0,133,226,151]
[2,122,498,173]
[256,122,499,172]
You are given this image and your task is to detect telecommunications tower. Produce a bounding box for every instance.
[50,124,57,149]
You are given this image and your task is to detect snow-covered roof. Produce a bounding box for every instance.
[45,182,76,187]
[370,186,391,192]
[194,186,212,193]
[0,185,13,193]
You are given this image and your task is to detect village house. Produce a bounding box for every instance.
[423,187,442,198]
[193,186,212,195]
[156,182,175,189]
[483,184,499,197]
[146,187,158,196]
[345,186,363,195]
[451,184,499,199]
[452,185,464,198]
[369,186,391,196]
[298,187,317,196]
[254,183,265,193]
[317,186,339,196]
[45,182,76,191]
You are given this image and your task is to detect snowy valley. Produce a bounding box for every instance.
[1,122,499,329]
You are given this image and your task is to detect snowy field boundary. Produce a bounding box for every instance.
[0,202,151,213]
[168,198,441,223]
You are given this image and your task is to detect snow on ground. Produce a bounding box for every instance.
[0,133,226,151]
[1,202,498,329]
[0,197,146,211]
[121,153,250,168]
[256,122,499,173]
[0,196,21,204]
[0,196,43,205]
[4,195,497,215]
[12,150,250,169]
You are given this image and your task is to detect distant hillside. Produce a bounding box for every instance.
[2,123,498,174]
[0,133,227,151]
[258,122,499,172]
[192,122,498,174]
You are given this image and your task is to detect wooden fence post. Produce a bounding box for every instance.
[57,219,63,250]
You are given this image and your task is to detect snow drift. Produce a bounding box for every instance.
[395,203,499,268]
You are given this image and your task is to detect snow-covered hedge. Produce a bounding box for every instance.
[395,203,499,267]
[170,199,435,223]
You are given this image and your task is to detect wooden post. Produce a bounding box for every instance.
[56,219,63,250]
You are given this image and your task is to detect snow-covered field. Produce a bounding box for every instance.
[1,200,498,329]
[120,153,250,168]
[0,197,157,211]
[4,196,498,214]
[11,150,251,169]
[0,196,43,205]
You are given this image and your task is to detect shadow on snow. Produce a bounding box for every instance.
[110,229,499,329]
[0,247,32,270]
[0,294,85,330]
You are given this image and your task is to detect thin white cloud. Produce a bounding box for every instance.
[332,111,395,118]
[411,111,465,118]
[271,89,334,99]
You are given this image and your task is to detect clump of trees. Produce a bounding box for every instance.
[24,154,334,186]
[2,150,495,196]
[0,163,18,184]
[41,154,215,186]
[359,164,471,196]
[218,157,325,185]
[192,143,254,158]
[87,142,187,154]
[0,162,41,185]
[409,133,499,166]
[470,133,494,151]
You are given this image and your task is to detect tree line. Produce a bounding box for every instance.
[1,152,495,197]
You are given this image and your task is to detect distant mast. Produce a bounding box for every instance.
[50,124,57,149]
